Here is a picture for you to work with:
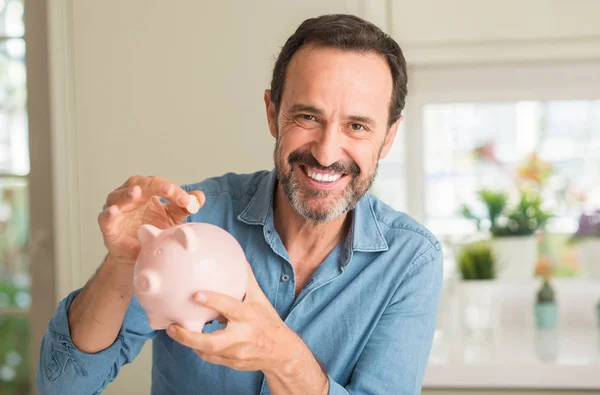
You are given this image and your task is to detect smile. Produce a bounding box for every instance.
[306,168,342,182]
[299,165,346,188]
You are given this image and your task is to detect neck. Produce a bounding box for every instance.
[273,183,351,259]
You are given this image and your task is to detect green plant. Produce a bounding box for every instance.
[536,278,555,304]
[0,278,30,395]
[462,188,552,237]
[462,190,507,231]
[0,315,29,394]
[493,190,552,236]
[457,241,495,280]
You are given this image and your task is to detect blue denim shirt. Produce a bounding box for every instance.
[37,169,443,395]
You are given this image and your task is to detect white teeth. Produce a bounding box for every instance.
[305,167,341,183]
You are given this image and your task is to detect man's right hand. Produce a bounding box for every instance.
[97,176,205,266]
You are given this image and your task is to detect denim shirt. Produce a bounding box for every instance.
[37,169,443,395]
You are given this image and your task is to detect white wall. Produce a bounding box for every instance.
[391,0,600,64]
[45,1,600,394]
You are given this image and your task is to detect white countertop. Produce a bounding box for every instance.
[422,279,600,390]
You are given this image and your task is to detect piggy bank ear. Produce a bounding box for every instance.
[174,226,198,252]
[138,224,162,245]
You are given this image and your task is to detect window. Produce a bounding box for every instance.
[371,124,406,211]
[424,100,600,238]
[0,0,30,393]
[372,63,600,279]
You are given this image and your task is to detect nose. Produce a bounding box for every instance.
[134,269,161,295]
[311,124,343,168]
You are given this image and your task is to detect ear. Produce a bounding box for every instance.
[379,116,403,160]
[174,225,198,252]
[138,224,162,245]
[264,89,278,138]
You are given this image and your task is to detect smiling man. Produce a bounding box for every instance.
[37,14,443,395]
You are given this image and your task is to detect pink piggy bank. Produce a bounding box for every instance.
[133,222,248,332]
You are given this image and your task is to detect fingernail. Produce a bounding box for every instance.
[195,293,207,303]
[167,325,176,337]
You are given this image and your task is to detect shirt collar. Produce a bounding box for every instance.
[237,169,278,226]
[237,169,388,253]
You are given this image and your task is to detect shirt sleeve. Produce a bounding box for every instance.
[36,288,157,395]
[328,244,444,395]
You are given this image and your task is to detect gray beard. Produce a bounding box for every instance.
[274,144,378,223]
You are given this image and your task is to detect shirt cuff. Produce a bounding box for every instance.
[44,289,124,377]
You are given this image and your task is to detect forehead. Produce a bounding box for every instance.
[282,45,393,121]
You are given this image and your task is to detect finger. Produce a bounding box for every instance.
[190,190,206,209]
[166,190,206,223]
[147,177,190,208]
[103,185,142,210]
[124,175,191,208]
[167,325,229,354]
[97,205,124,239]
[193,291,245,321]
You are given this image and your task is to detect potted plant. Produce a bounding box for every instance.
[456,241,496,337]
[534,274,557,330]
[570,210,600,279]
[533,271,560,362]
[462,149,554,280]
[462,188,552,280]
[458,240,495,281]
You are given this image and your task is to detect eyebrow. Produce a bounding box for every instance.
[288,103,324,115]
[287,103,377,128]
[347,114,377,128]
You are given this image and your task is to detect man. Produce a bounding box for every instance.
[37,14,442,395]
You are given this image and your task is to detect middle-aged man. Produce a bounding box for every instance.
[37,13,443,395]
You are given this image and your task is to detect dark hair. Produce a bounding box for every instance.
[270,14,408,128]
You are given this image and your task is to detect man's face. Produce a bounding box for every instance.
[265,45,401,222]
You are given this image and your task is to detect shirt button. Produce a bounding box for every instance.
[281,274,290,282]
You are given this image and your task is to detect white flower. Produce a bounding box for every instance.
[0,365,16,382]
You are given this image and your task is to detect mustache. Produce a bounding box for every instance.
[288,150,360,176]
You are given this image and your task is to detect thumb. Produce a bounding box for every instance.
[166,190,206,224]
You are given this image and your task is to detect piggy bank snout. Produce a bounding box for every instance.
[134,269,161,295]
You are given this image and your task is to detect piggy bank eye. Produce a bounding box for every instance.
[155,248,163,256]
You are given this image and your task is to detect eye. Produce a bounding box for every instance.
[350,123,365,132]
[300,114,316,122]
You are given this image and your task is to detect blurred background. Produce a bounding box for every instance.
[1,0,599,394]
